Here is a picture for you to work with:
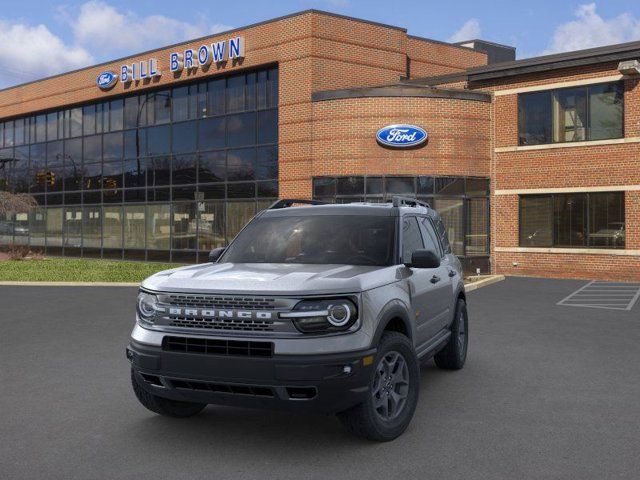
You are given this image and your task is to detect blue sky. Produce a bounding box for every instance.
[1,0,640,88]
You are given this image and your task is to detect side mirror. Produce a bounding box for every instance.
[208,247,226,263]
[406,249,440,269]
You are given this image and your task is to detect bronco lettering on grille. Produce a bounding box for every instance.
[167,308,273,320]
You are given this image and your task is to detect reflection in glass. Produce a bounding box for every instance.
[198,201,225,251]
[64,207,82,248]
[147,204,170,250]
[46,208,63,247]
[434,198,464,256]
[124,205,145,249]
[172,203,197,250]
[103,206,123,248]
[226,202,256,242]
[83,206,102,248]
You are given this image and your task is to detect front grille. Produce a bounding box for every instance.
[166,294,276,310]
[168,316,275,332]
[169,379,274,397]
[163,336,273,357]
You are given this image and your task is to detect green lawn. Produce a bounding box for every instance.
[0,258,181,283]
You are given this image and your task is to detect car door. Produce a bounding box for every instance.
[401,216,444,347]
[419,216,453,332]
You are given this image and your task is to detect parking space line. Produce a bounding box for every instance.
[557,281,640,311]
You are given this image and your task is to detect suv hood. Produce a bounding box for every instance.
[141,262,398,295]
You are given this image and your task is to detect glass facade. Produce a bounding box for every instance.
[0,66,278,262]
[312,175,490,271]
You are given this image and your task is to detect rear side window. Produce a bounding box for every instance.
[433,217,452,254]
[419,217,442,257]
[402,217,424,264]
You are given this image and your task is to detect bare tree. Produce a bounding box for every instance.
[0,191,37,216]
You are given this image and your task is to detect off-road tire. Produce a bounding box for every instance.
[131,368,206,418]
[434,298,468,370]
[337,332,420,442]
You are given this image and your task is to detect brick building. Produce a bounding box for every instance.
[0,10,637,281]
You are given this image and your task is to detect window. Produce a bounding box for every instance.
[419,217,442,256]
[221,215,396,266]
[434,198,464,256]
[466,198,488,255]
[518,82,623,145]
[519,192,624,248]
[402,217,424,264]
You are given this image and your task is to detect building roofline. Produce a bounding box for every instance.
[401,71,469,86]
[406,34,478,53]
[453,39,516,51]
[0,9,407,94]
[467,40,640,82]
[312,84,491,103]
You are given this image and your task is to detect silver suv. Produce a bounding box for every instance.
[127,197,468,441]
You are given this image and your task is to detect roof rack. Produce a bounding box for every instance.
[268,199,329,209]
[391,196,431,209]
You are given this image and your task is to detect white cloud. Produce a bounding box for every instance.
[0,20,93,87]
[544,3,640,54]
[448,19,481,43]
[63,1,233,58]
[0,1,235,88]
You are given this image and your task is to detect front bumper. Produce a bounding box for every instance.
[127,339,376,414]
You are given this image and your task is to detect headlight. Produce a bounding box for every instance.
[281,298,358,333]
[137,291,158,324]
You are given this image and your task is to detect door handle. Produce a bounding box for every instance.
[430,275,441,284]
[448,269,457,278]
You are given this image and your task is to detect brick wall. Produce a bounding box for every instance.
[406,37,487,79]
[476,63,640,281]
[300,95,491,200]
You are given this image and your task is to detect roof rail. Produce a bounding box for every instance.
[268,199,329,209]
[391,196,431,209]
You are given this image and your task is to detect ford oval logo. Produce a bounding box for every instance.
[96,71,118,90]
[376,124,427,148]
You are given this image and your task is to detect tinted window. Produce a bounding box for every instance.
[222,215,396,266]
[402,217,424,264]
[519,82,623,145]
[518,91,552,145]
[519,193,624,249]
[419,217,442,256]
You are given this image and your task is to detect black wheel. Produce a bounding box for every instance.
[434,298,468,370]
[131,369,206,418]
[337,332,420,442]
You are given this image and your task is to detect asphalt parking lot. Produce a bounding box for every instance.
[2,277,640,480]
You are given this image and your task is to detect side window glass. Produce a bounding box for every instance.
[402,217,424,264]
[435,217,452,254]
[419,217,442,257]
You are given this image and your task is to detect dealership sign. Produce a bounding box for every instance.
[97,36,245,89]
[96,71,118,90]
[376,124,428,148]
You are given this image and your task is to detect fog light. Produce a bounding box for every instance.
[342,365,352,375]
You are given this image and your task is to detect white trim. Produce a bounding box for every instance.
[495,137,640,153]
[495,247,640,256]
[493,74,624,96]
[494,185,640,195]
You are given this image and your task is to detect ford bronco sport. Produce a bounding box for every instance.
[127,197,468,441]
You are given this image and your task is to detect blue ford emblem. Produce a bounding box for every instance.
[376,124,427,148]
[96,71,118,90]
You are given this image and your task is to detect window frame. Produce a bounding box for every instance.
[518,81,624,146]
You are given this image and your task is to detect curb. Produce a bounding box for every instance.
[0,281,140,287]
[464,275,505,292]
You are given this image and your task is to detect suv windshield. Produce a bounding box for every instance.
[221,215,396,266]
